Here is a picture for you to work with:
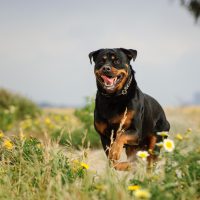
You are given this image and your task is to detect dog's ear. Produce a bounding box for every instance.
[89,49,103,64]
[120,48,137,61]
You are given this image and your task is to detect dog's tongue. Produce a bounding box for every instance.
[101,75,115,85]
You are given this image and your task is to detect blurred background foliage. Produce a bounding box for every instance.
[0,88,100,149]
[0,89,41,131]
[180,0,200,21]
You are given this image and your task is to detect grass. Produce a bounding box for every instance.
[0,129,199,200]
[0,89,200,199]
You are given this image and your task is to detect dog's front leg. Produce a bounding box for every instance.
[108,133,139,161]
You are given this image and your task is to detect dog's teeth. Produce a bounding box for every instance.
[105,82,113,87]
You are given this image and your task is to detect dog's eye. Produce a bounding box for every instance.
[114,60,120,64]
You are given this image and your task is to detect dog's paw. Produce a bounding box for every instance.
[108,141,124,161]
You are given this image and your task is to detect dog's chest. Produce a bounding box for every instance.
[95,108,135,136]
[108,110,135,130]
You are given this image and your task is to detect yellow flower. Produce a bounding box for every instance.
[45,117,51,125]
[72,159,80,164]
[157,131,169,137]
[128,185,141,191]
[136,151,150,161]
[134,189,151,199]
[81,162,89,169]
[3,140,13,150]
[163,139,175,152]
[175,134,183,140]
[36,143,42,148]
[20,119,32,130]
[0,131,4,138]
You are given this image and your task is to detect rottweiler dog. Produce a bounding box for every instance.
[89,48,170,170]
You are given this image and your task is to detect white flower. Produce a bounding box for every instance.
[136,151,150,161]
[157,131,169,137]
[163,139,175,152]
[155,142,163,147]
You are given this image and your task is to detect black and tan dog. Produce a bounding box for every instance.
[89,48,170,170]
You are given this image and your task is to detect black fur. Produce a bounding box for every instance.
[89,48,170,156]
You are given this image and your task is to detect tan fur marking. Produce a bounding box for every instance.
[118,134,139,145]
[94,121,107,135]
[108,134,138,161]
[147,134,158,168]
[148,134,157,150]
[103,56,107,59]
[111,68,128,91]
[109,110,135,129]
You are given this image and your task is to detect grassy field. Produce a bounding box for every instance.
[0,92,200,200]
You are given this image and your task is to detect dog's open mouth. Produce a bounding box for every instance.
[100,74,123,90]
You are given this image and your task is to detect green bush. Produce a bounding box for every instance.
[0,88,41,131]
[74,97,101,149]
[51,97,101,149]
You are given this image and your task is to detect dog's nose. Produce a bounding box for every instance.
[102,65,111,73]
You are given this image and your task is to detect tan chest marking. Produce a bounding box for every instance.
[95,121,107,135]
[109,110,135,129]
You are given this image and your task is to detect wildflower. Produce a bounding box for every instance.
[156,142,163,147]
[0,131,4,138]
[175,134,183,141]
[128,185,141,191]
[81,162,89,169]
[45,117,51,125]
[163,139,175,152]
[72,159,80,164]
[157,131,169,137]
[134,189,151,199]
[136,151,150,161]
[20,119,32,130]
[36,143,41,148]
[3,140,13,150]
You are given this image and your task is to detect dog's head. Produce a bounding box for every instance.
[89,48,137,94]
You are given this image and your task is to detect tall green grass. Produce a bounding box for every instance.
[51,97,101,149]
[0,129,199,200]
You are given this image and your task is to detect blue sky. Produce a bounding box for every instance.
[0,0,199,106]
